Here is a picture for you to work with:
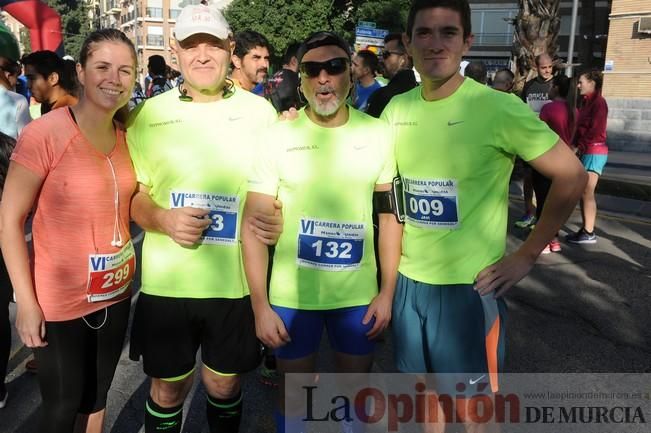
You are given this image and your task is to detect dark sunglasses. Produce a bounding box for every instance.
[381,50,405,59]
[299,57,349,78]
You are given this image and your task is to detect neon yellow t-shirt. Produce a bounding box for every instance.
[127,88,277,298]
[249,108,396,309]
[382,78,558,285]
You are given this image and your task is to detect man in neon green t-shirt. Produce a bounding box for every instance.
[127,5,280,433]
[242,31,403,433]
[382,0,587,407]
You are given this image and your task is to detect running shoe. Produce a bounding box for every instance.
[25,358,37,373]
[258,365,279,387]
[566,229,597,244]
[540,244,551,255]
[0,388,7,409]
[514,214,536,228]
[549,239,562,252]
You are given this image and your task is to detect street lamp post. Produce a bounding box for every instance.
[566,0,579,77]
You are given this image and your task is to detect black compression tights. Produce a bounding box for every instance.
[35,299,130,433]
[0,299,9,395]
[1,260,12,396]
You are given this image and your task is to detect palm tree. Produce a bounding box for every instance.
[512,0,561,89]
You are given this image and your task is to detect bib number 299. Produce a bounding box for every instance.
[102,263,130,289]
[311,240,353,259]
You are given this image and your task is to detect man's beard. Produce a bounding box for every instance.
[310,85,342,116]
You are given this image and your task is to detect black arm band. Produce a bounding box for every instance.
[373,177,405,224]
[373,190,394,214]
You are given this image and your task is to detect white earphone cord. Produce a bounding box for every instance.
[106,157,123,247]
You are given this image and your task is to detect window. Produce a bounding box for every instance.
[471,9,517,46]
[147,26,164,46]
[146,0,163,18]
[170,0,182,19]
[146,7,163,18]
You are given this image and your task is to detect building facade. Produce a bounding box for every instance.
[602,0,651,152]
[98,0,188,81]
[0,11,25,54]
[467,1,611,73]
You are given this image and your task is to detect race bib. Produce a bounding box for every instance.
[87,241,135,302]
[297,218,365,271]
[403,177,459,229]
[170,191,239,245]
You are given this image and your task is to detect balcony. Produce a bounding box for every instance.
[146,35,164,47]
[120,10,136,26]
[107,0,121,14]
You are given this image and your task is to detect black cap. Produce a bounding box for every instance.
[296,31,351,64]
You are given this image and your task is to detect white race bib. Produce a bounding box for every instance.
[170,191,239,245]
[87,241,135,302]
[403,177,460,229]
[297,218,365,272]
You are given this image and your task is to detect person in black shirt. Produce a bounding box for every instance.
[263,42,303,112]
[366,33,418,118]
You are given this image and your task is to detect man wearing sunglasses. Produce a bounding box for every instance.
[242,31,402,433]
[366,33,418,118]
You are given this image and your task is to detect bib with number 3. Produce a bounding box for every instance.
[170,191,239,245]
[297,217,364,271]
[87,241,136,302]
[403,177,460,228]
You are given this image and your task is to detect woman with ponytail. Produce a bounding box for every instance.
[566,69,608,245]
[0,29,137,433]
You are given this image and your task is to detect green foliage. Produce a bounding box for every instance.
[19,27,32,55]
[355,0,411,34]
[45,0,92,59]
[225,0,410,62]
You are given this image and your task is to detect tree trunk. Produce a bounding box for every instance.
[512,0,561,90]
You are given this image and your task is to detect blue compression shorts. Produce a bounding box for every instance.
[272,305,375,359]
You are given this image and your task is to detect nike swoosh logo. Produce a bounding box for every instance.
[469,374,486,385]
[448,120,464,126]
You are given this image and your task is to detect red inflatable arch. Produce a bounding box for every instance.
[1,0,63,55]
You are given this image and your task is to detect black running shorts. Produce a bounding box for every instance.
[129,293,261,379]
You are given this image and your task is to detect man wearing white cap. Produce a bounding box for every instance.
[126,4,279,432]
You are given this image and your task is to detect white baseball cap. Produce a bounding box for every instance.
[174,5,231,42]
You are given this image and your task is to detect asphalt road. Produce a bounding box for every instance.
[1,201,650,433]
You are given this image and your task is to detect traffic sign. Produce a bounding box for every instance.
[355,27,389,39]
[358,21,376,28]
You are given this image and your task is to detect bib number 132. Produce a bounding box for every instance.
[311,239,353,259]
[297,217,365,271]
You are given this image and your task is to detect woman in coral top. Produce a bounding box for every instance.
[566,69,608,245]
[0,29,137,433]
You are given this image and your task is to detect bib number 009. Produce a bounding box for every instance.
[102,263,130,289]
[311,240,353,259]
[409,197,444,216]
